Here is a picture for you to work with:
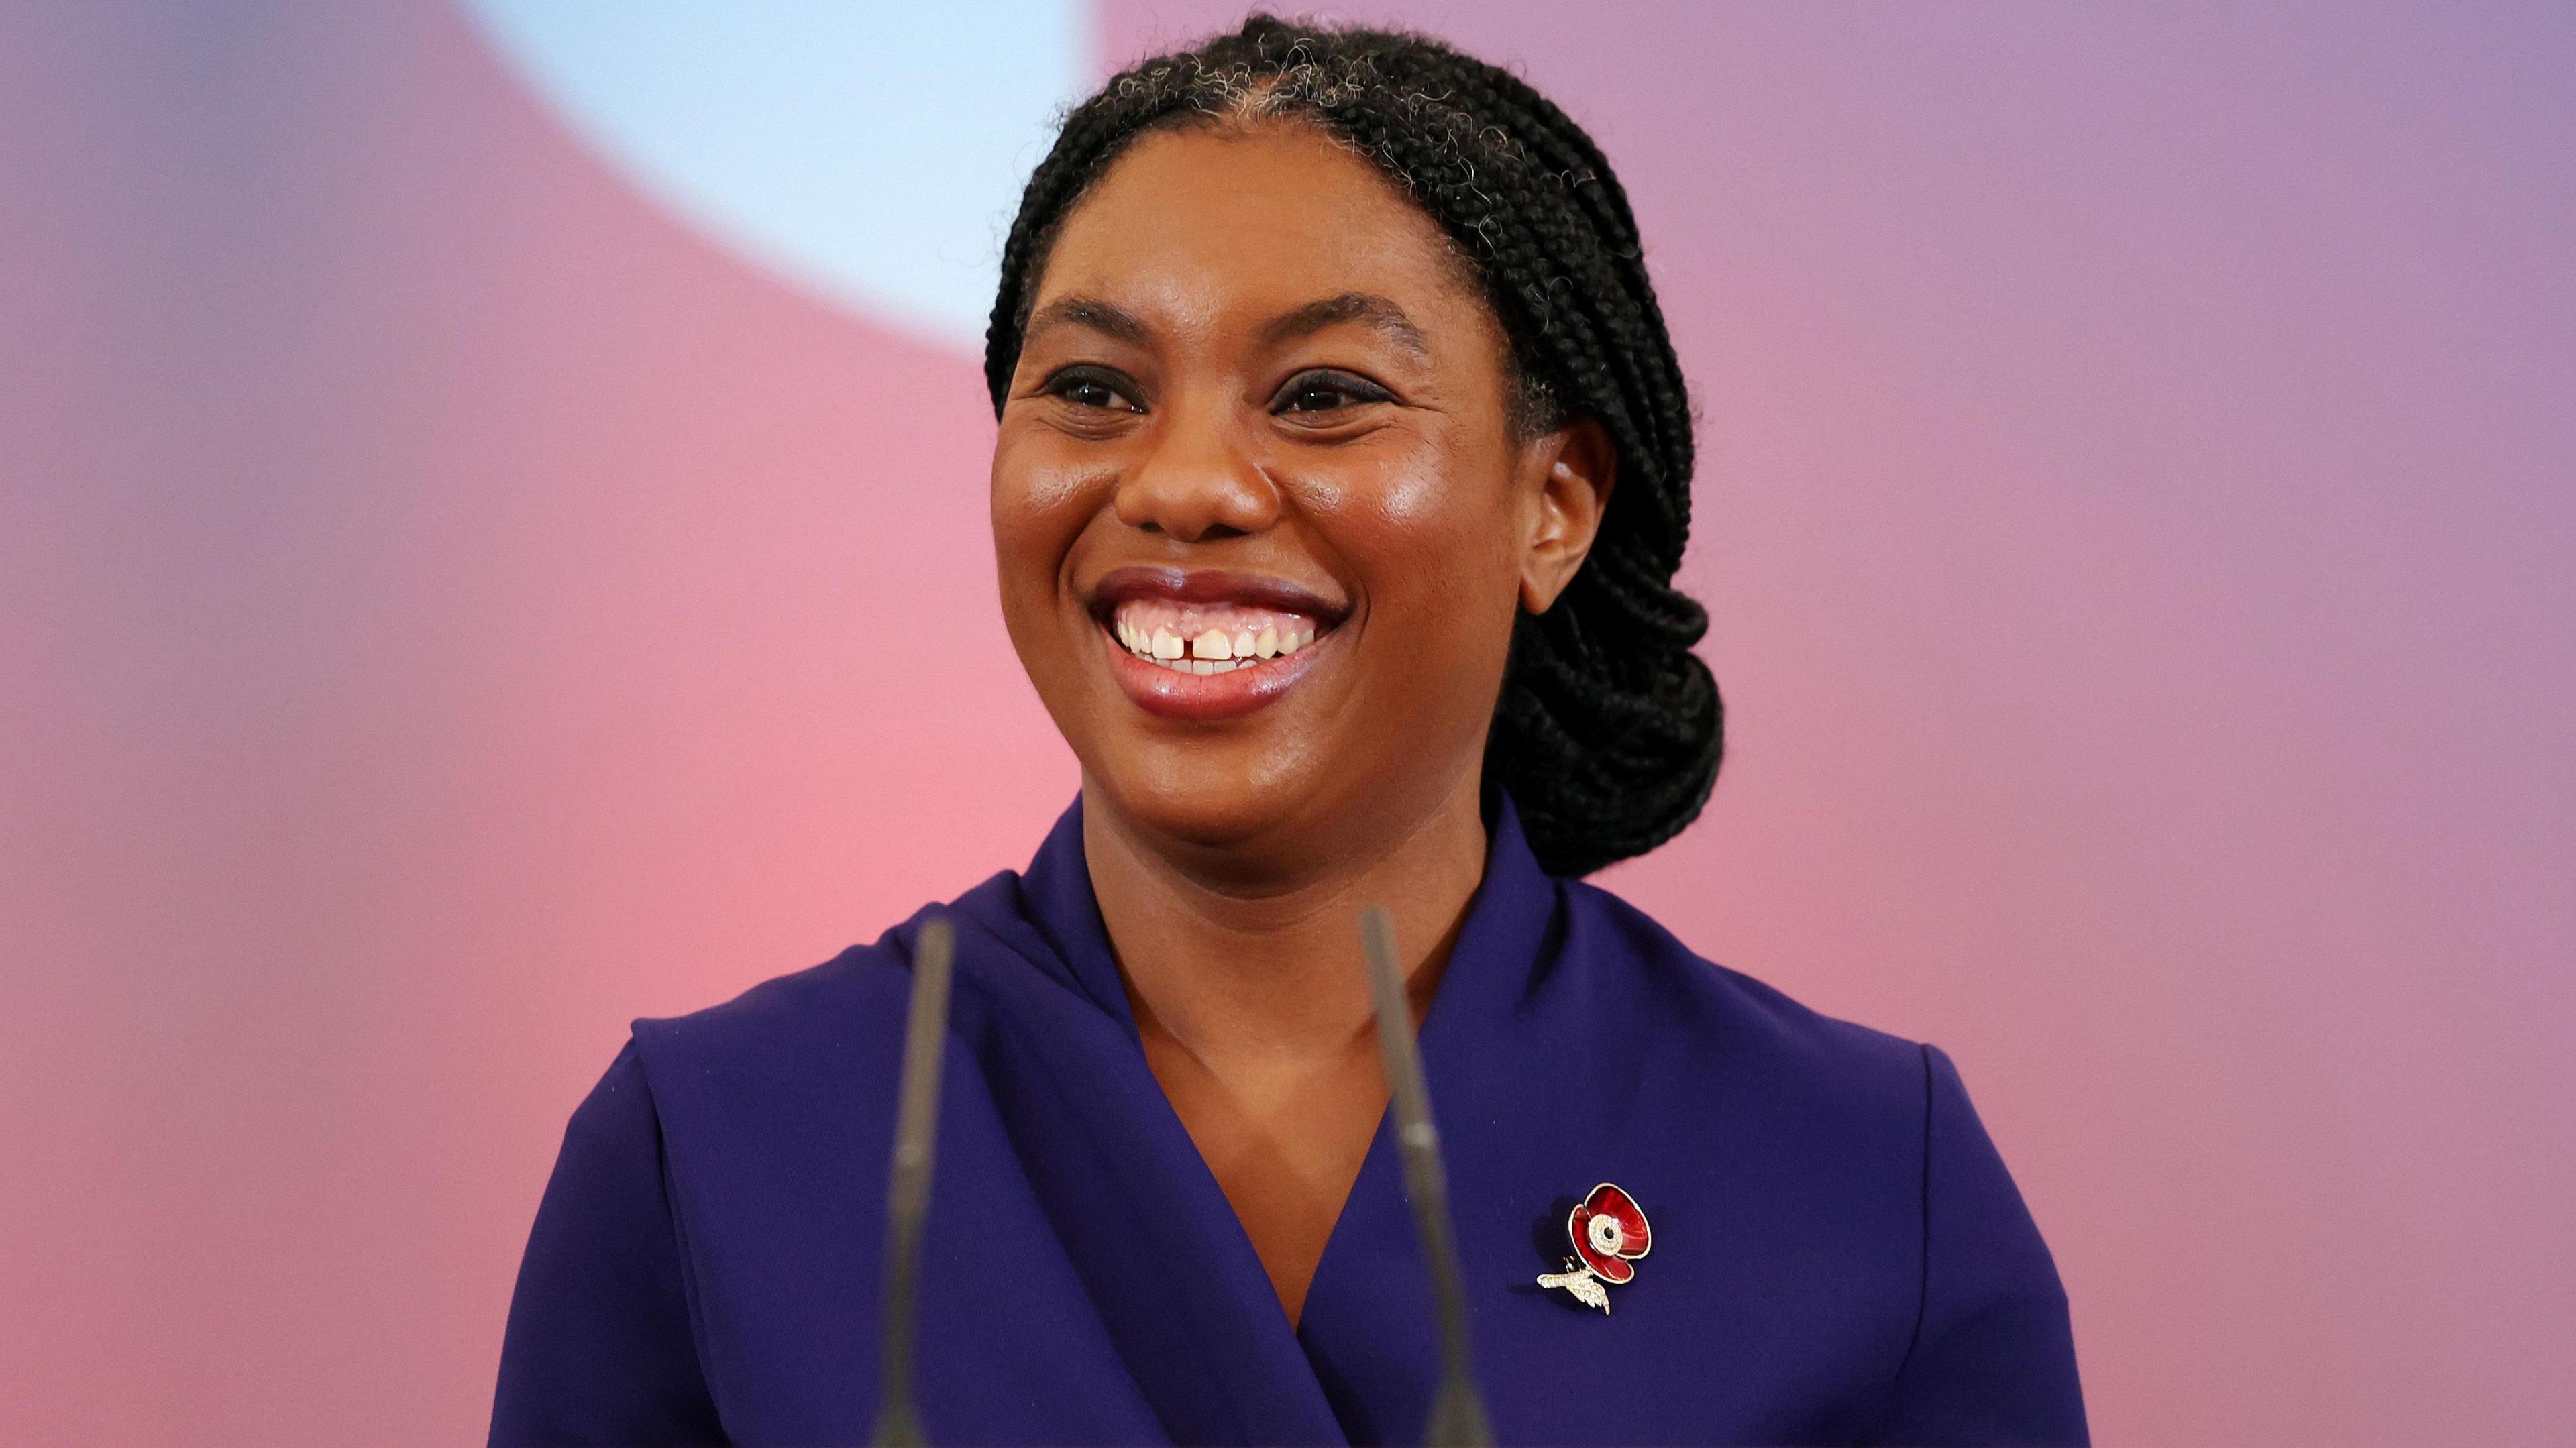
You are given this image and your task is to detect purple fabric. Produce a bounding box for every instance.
[492,795,2086,1445]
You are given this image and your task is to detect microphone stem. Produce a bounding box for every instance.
[1360,905,1496,1448]
[873,917,955,1448]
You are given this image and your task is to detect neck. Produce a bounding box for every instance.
[1081,772,1491,1068]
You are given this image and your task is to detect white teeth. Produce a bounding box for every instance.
[1111,608,1324,673]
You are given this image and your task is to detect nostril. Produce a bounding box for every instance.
[1136,520,1250,543]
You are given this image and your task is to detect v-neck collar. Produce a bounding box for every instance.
[1297,797,1564,1443]
[972,791,1564,1445]
[1013,790,1558,1033]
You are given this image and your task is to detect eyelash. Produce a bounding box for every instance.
[1044,366,1142,413]
[1039,366,1395,418]
[1273,370,1393,415]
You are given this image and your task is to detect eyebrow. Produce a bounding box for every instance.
[1022,296,1152,349]
[1020,291,1433,364]
[1260,292,1431,363]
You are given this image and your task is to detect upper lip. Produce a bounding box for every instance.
[1085,565,1351,626]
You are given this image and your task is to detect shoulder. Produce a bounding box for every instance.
[618,869,1024,1125]
[1545,879,2084,1437]
[623,939,910,1110]
[1556,875,1932,1121]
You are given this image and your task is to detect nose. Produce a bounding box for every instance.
[1112,394,1280,542]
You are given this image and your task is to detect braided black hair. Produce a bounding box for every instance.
[985,15,1721,877]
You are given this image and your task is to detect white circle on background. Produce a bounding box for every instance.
[458,0,1092,350]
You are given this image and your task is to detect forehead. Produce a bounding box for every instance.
[1034,123,1486,333]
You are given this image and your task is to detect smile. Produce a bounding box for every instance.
[1084,566,1349,721]
[1107,599,1320,675]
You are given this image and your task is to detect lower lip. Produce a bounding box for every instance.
[1099,622,1330,722]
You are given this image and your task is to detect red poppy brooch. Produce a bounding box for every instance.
[1536,1182,1652,1313]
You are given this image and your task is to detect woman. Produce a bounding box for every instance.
[492,17,2084,1446]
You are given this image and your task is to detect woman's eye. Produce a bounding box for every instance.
[1275,371,1391,415]
[1048,370,1140,412]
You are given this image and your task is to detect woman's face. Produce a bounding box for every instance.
[992,123,1608,868]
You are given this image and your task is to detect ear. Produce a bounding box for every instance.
[1517,418,1615,615]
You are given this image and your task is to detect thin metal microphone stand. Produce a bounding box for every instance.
[871,917,954,1448]
[1360,905,1498,1448]
[867,908,1495,1447]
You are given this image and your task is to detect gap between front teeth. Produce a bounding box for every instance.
[1111,616,1318,675]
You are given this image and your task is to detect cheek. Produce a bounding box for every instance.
[1373,458,1451,527]
[1308,447,1525,615]
[1000,451,1102,519]
[1301,437,1489,534]
[991,442,1112,602]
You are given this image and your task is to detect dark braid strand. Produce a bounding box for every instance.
[986,16,1721,876]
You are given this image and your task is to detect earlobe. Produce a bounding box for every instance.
[1519,419,1616,615]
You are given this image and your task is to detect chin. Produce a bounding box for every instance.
[1089,741,1319,854]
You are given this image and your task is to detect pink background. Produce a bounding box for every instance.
[4,3,2569,1443]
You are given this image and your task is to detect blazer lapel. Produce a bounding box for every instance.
[950,800,1346,1446]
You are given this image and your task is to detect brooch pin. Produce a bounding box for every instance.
[1536,1182,1651,1313]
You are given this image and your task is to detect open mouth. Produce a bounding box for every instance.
[1105,598,1321,675]
[1083,566,1348,719]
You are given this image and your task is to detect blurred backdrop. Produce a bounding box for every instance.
[3,3,2569,1443]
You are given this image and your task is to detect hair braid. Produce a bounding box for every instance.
[985,15,1721,876]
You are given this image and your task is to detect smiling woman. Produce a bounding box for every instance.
[490,17,2086,1447]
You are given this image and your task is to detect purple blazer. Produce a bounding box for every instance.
[492,795,2085,1445]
